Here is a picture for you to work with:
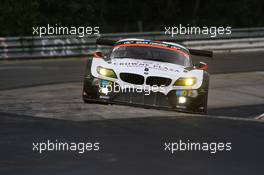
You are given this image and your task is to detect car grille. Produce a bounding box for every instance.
[146,76,172,86]
[119,73,144,85]
[113,90,170,107]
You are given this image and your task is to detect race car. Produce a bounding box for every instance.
[82,38,212,114]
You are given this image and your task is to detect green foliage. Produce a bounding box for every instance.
[0,0,263,36]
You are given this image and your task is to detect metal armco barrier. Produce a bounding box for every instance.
[0,36,98,59]
[1,28,264,59]
[183,37,264,52]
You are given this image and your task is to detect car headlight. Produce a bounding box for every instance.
[97,66,117,78]
[174,77,197,86]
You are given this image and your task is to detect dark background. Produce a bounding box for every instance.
[0,0,264,36]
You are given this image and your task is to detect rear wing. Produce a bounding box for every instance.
[95,38,213,57]
[96,38,117,46]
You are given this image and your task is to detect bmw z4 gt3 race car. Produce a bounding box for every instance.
[82,38,212,114]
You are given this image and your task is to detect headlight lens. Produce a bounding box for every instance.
[97,66,117,78]
[174,77,197,86]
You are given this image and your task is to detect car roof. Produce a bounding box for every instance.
[116,38,189,52]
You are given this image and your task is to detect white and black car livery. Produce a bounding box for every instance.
[82,38,212,114]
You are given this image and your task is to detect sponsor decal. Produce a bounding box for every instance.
[113,61,180,72]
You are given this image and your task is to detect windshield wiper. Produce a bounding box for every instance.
[151,59,167,62]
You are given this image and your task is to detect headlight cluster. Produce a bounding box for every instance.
[97,66,117,78]
[174,77,197,86]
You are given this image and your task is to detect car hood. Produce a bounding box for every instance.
[108,58,187,77]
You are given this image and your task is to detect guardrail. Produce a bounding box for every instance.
[1,28,264,59]
[183,37,264,52]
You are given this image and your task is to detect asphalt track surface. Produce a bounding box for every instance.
[0,112,263,175]
[0,51,264,174]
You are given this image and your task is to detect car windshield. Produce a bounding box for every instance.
[110,45,191,66]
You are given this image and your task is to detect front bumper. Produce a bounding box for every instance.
[83,77,207,113]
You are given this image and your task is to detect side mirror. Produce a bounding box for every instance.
[92,51,104,58]
[194,62,208,71]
